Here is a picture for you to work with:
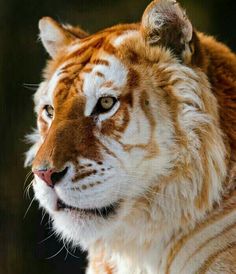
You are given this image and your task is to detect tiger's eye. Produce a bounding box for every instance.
[91,96,117,115]
[100,97,115,110]
[44,105,54,119]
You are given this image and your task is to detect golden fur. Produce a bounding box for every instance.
[26,1,236,273]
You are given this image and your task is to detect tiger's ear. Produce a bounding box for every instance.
[141,0,193,63]
[39,17,87,58]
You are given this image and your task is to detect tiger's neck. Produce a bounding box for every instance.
[86,152,236,274]
[86,137,231,270]
[87,172,236,274]
[87,184,236,274]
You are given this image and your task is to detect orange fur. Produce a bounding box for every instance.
[29,1,236,273]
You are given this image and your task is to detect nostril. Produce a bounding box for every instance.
[51,167,68,185]
[33,166,68,187]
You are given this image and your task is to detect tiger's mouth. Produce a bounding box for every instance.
[57,199,120,218]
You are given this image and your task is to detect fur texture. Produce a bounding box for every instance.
[26,1,236,273]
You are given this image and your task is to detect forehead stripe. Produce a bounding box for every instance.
[67,37,105,59]
[92,59,109,66]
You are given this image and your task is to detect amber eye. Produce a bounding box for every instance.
[44,105,54,119]
[92,96,117,115]
[100,97,116,110]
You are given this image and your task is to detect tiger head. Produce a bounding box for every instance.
[26,0,227,249]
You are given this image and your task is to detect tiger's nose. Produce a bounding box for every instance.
[33,166,68,187]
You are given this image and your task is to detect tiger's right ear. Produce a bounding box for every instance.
[141,0,194,63]
[39,17,87,58]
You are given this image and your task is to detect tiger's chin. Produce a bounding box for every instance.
[33,180,123,249]
[51,201,122,249]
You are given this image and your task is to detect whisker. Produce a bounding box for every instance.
[40,209,47,225]
[24,197,35,219]
[24,180,34,200]
[38,231,56,244]
[46,245,64,260]
[23,83,40,91]
[23,170,33,189]
[63,240,80,260]
[64,248,69,261]
[45,214,53,230]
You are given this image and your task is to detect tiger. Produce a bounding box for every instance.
[25,0,236,273]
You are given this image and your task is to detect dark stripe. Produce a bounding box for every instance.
[198,241,236,274]
[180,222,236,273]
[92,59,109,66]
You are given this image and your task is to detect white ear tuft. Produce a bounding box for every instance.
[39,17,74,58]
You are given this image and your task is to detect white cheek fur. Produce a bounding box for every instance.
[33,177,58,214]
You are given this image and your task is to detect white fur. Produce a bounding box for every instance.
[112,31,139,47]
[83,54,127,117]
[39,17,67,58]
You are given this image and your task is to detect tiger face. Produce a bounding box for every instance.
[27,0,226,250]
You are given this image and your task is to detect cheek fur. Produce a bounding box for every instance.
[101,104,130,138]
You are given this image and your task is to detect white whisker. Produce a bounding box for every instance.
[23,83,40,91]
[23,170,33,188]
[45,245,64,260]
[40,209,47,225]
[38,231,56,244]
[24,179,34,200]
[24,197,35,219]
[63,240,80,260]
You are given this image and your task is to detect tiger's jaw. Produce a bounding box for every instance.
[32,159,124,247]
[33,178,121,247]
[32,150,160,248]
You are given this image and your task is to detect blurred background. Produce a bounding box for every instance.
[0,0,235,273]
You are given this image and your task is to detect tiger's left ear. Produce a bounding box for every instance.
[141,0,194,63]
[39,17,88,58]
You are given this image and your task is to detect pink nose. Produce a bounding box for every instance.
[34,169,55,187]
[33,167,68,187]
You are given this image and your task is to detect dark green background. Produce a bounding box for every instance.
[0,1,235,273]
